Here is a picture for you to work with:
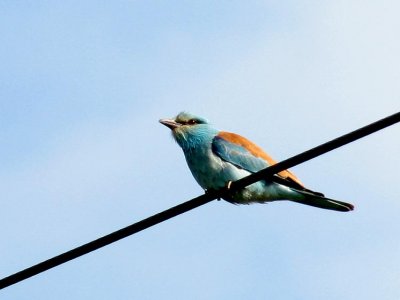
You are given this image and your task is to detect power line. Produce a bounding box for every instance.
[230,112,400,192]
[1,111,399,290]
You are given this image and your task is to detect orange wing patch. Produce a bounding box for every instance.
[218,131,304,187]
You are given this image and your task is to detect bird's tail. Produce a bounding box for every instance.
[291,190,354,212]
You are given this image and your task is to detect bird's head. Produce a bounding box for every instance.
[159,112,217,150]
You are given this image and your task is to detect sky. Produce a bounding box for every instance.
[1,1,399,299]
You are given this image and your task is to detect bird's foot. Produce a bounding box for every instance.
[205,188,221,200]
[205,181,234,201]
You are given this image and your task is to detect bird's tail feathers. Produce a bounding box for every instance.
[291,189,354,212]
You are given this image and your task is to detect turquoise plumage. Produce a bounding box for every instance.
[160,112,354,212]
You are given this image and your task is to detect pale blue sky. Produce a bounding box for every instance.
[1,1,399,299]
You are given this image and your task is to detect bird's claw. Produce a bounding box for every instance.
[225,180,233,190]
[205,181,233,201]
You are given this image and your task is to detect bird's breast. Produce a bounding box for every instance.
[183,146,249,191]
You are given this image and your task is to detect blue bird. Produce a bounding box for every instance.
[160,112,354,212]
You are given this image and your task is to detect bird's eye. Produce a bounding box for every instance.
[177,119,199,125]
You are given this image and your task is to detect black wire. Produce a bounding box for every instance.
[230,112,400,192]
[1,112,399,290]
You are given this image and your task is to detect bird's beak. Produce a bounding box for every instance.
[159,118,181,130]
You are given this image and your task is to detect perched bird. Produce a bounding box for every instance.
[160,112,354,212]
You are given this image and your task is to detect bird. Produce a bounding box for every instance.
[159,112,354,212]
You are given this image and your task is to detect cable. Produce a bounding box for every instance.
[230,112,400,192]
[0,111,399,290]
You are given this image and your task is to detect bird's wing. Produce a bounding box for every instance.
[212,131,307,190]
